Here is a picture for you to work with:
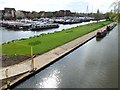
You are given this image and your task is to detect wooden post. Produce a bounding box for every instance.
[31,47,35,71]
[14,42,16,56]
[30,46,32,56]
[5,69,10,88]
[5,69,8,78]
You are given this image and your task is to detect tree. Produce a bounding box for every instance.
[16,10,25,19]
[110,0,120,22]
[93,9,103,21]
[31,11,39,19]
[45,12,54,18]
[108,10,118,21]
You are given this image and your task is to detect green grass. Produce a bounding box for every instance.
[1,21,112,56]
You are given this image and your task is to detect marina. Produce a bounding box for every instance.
[0,17,94,31]
[1,20,100,44]
[1,20,59,30]
[53,17,93,24]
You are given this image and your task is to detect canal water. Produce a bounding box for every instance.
[0,21,97,44]
[14,25,118,88]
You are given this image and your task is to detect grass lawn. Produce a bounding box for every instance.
[1,21,112,56]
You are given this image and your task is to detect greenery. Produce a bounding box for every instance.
[1,21,112,56]
[93,9,104,20]
[31,11,40,18]
[16,10,25,19]
[106,0,120,22]
[112,0,120,22]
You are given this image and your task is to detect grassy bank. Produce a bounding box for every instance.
[2,21,112,56]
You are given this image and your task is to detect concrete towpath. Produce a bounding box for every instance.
[0,23,113,89]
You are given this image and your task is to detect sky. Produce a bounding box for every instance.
[0,0,116,13]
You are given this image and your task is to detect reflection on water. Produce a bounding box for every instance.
[37,69,61,88]
[14,26,118,88]
[96,37,104,41]
[1,21,97,44]
[96,34,107,41]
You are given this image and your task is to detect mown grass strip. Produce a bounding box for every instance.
[1,21,112,56]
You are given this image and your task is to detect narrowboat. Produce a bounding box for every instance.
[96,29,107,38]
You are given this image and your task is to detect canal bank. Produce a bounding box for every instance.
[0,23,115,90]
[14,24,117,88]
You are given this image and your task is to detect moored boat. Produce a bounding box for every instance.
[30,24,59,30]
[96,29,107,38]
[106,24,117,31]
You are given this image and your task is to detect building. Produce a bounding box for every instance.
[0,10,4,20]
[4,8,16,20]
[64,10,71,16]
